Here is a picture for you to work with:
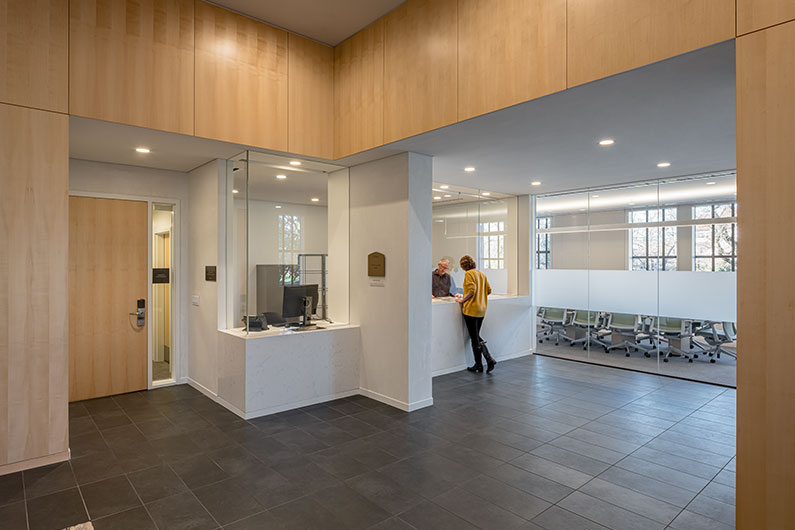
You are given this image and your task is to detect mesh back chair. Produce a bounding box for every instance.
[569,310,611,350]
[537,307,568,345]
[605,313,653,357]
[696,321,737,362]
[655,317,694,362]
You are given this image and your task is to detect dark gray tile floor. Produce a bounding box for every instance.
[1,354,736,530]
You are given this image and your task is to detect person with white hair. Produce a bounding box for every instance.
[432,258,455,298]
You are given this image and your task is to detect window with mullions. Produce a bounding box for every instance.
[478,221,505,270]
[278,214,304,276]
[536,217,551,269]
[693,203,737,272]
[629,208,678,271]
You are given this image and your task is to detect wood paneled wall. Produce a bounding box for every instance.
[0,0,68,113]
[69,0,195,135]
[457,0,566,121]
[334,20,384,159]
[288,34,334,159]
[194,0,288,151]
[736,19,795,529]
[383,0,458,144]
[738,0,795,35]
[566,0,735,88]
[0,103,69,472]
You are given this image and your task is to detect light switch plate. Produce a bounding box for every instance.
[191,295,200,306]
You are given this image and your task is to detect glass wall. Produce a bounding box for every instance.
[534,172,737,386]
[225,150,346,334]
[152,203,174,381]
[432,183,519,297]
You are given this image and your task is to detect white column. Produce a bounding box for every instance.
[349,152,433,411]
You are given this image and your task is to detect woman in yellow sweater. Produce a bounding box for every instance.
[457,255,496,373]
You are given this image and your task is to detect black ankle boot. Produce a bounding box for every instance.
[467,364,483,373]
[481,340,496,373]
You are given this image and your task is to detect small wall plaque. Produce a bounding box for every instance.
[205,265,217,282]
[368,252,385,277]
[152,268,170,284]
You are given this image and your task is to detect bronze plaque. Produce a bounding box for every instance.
[368,252,385,277]
[205,265,216,282]
[152,268,170,284]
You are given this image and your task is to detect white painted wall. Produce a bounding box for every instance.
[349,152,433,411]
[188,160,225,394]
[69,159,190,381]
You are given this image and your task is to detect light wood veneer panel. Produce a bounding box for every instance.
[69,197,148,402]
[288,34,333,159]
[738,0,795,35]
[0,103,68,466]
[567,0,735,88]
[194,0,288,151]
[0,0,68,112]
[458,0,566,120]
[334,19,384,158]
[69,0,195,135]
[383,0,458,144]
[736,20,795,529]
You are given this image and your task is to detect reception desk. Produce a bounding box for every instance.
[431,295,534,376]
[216,323,361,419]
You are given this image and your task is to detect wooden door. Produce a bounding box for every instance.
[69,197,148,401]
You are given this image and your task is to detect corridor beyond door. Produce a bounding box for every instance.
[69,196,148,401]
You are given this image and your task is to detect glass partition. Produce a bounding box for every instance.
[152,203,174,381]
[534,172,737,386]
[432,183,518,297]
[225,150,346,334]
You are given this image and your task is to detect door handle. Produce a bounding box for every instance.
[129,299,145,327]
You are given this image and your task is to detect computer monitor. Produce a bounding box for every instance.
[282,284,319,322]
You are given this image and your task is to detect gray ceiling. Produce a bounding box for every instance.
[210,0,405,45]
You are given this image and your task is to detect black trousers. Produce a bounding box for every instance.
[463,315,485,366]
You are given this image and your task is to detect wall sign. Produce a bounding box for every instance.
[368,252,385,277]
[152,268,170,284]
[205,265,217,282]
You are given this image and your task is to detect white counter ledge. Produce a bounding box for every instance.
[215,323,361,419]
[431,295,534,376]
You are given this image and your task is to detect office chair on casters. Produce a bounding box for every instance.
[655,317,694,362]
[605,313,653,357]
[569,310,611,350]
[537,307,568,346]
[696,321,737,363]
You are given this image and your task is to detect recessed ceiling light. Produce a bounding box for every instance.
[657,162,671,168]
[276,174,287,179]
[435,219,444,223]
[232,189,239,194]
[531,181,541,186]
[599,139,615,146]
[482,192,491,196]
[464,167,476,172]
[592,194,600,198]
[289,160,302,166]
[310,197,319,202]
[275,205,282,209]
[444,194,451,198]
[135,147,150,153]
[440,185,449,189]
[434,196,442,200]
[706,181,716,185]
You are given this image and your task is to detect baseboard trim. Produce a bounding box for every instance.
[358,387,433,412]
[186,378,218,400]
[432,348,534,377]
[0,450,70,477]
